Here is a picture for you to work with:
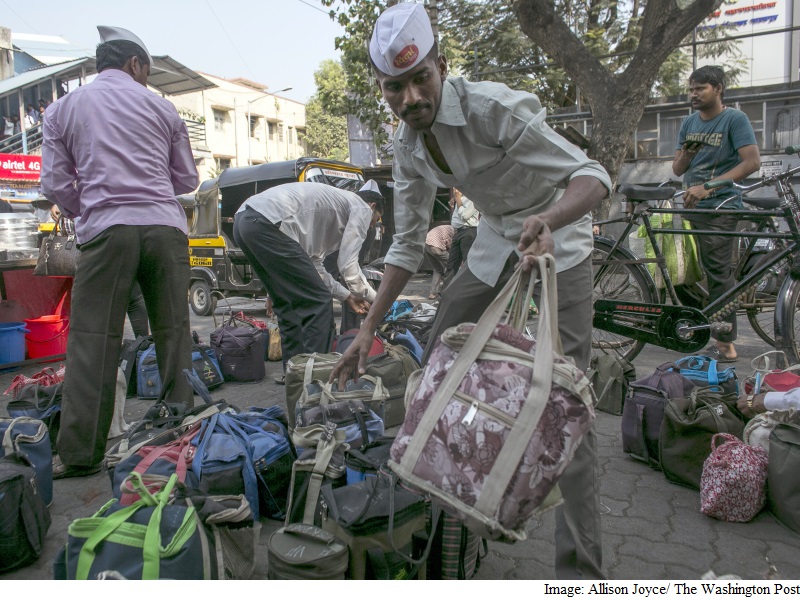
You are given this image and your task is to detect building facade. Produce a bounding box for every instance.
[168,73,306,181]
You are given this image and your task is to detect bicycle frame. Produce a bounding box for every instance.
[593,168,800,356]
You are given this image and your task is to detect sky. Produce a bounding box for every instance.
[0,0,346,103]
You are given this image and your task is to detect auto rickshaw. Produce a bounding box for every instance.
[181,157,367,316]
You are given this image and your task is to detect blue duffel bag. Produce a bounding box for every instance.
[0,417,53,506]
[675,355,739,395]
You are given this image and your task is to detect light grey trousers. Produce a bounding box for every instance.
[423,253,605,579]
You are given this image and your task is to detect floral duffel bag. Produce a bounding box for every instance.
[388,254,595,543]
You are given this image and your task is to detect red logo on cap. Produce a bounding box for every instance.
[393,44,419,69]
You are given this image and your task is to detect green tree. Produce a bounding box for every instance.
[323,0,740,216]
[301,60,350,161]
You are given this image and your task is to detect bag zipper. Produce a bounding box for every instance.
[452,390,516,428]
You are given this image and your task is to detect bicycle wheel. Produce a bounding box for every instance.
[775,276,800,364]
[742,249,789,346]
[592,237,656,362]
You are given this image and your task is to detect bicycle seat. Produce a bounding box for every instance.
[618,184,676,202]
[744,197,781,210]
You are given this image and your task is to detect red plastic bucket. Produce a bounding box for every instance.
[24,315,69,360]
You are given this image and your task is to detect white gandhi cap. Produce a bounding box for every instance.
[97,25,153,70]
[369,3,435,77]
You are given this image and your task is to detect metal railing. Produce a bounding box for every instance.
[183,118,206,146]
[0,123,43,155]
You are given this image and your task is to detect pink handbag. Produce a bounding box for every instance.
[389,255,595,543]
[700,433,768,522]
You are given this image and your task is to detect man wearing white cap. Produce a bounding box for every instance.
[233,181,382,379]
[332,2,610,579]
[41,26,198,479]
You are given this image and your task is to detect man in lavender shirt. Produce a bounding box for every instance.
[41,26,199,478]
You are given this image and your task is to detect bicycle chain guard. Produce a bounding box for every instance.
[593,300,711,353]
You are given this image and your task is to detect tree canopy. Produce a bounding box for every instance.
[301,59,350,162]
[320,0,738,215]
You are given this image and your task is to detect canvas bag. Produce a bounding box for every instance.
[587,352,636,415]
[767,422,800,534]
[675,355,739,395]
[700,433,768,523]
[390,254,595,543]
[660,386,746,490]
[54,473,220,580]
[621,363,696,468]
[0,416,53,506]
[0,452,51,574]
[285,352,343,429]
[743,409,800,453]
[210,313,265,383]
[634,204,702,288]
[319,472,432,580]
[267,523,349,580]
[267,320,282,362]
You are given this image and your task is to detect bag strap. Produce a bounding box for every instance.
[400,255,558,521]
[750,350,791,374]
[77,473,189,580]
[315,374,387,406]
[1,416,48,455]
[386,471,441,568]
[304,353,319,387]
[302,423,341,525]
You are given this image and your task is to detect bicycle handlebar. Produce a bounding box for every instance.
[704,179,733,190]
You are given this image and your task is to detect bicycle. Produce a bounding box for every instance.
[592,146,800,364]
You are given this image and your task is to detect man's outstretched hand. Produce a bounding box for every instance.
[345,295,371,315]
[329,328,374,389]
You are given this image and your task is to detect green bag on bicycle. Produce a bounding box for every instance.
[635,208,703,288]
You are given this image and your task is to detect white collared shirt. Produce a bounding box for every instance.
[451,195,479,228]
[237,182,376,303]
[384,77,612,285]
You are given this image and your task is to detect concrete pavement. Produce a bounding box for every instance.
[1,273,798,580]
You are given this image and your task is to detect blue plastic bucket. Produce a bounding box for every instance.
[0,322,29,371]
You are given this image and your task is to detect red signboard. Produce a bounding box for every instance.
[0,153,41,181]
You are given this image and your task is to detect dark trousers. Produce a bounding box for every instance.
[444,226,477,286]
[58,225,193,466]
[127,281,149,338]
[687,212,738,343]
[423,254,604,579]
[233,208,334,369]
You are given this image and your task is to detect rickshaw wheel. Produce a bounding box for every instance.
[190,280,217,316]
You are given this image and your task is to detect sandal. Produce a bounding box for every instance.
[273,373,285,385]
[52,455,101,480]
[700,345,738,364]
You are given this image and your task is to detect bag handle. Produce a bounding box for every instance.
[400,255,558,520]
[1,416,48,455]
[386,471,441,568]
[315,374,388,406]
[282,522,341,546]
[77,473,187,580]
[710,432,740,453]
[750,350,791,374]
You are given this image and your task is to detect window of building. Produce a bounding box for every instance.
[268,122,275,140]
[215,157,231,172]
[213,109,227,132]
[278,123,284,142]
[249,116,260,138]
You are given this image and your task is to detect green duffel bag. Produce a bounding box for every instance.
[365,341,420,428]
[767,422,800,534]
[268,523,348,580]
[660,387,745,490]
[587,352,636,415]
[285,352,343,429]
[53,473,220,580]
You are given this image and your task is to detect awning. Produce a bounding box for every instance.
[149,56,216,96]
[0,58,95,97]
